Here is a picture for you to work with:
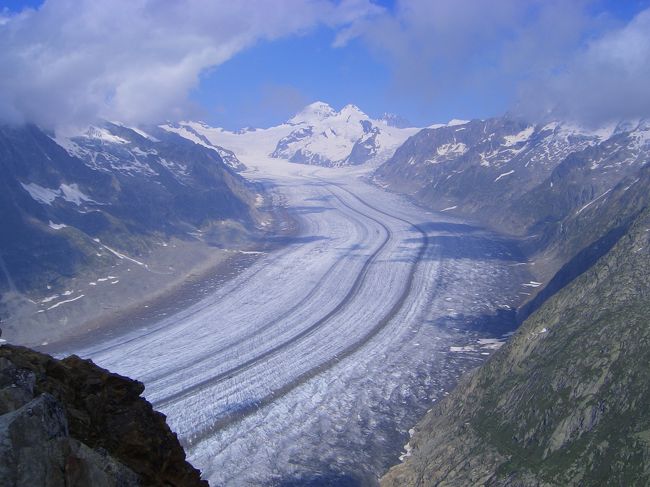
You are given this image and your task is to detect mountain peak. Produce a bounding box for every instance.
[447,119,470,127]
[340,103,363,114]
[306,100,333,110]
[338,103,369,120]
[289,101,336,124]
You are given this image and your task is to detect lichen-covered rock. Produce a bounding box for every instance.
[0,345,208,487]
[0,392,139,487]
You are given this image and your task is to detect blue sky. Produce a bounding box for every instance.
[191,26,394,128]
[193,0,650,128]
[2,0,650,129]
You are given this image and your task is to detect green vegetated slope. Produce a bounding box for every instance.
[381,192,650,485]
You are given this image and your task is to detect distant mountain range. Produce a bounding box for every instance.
[3,106,648,326]
[162,101,419,167]
[5,106,647,315]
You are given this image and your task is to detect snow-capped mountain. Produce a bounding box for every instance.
[377,117,649,202]
[56,123,246,174]
[375,115,650,269]
[271,102,419,166]
[161,102,420,168]
[149,122,245,172]
[0,121,261,297]
[376,118,606,194]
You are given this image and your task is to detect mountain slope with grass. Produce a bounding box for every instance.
[381,167,650,487]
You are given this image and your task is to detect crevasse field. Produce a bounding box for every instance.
[66,140,530,485]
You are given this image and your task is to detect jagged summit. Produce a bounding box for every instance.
[163,102,420,168]
[274,102,417,166]
[288,102,371,125]
[289,101,336,124]
[339,103,367,119]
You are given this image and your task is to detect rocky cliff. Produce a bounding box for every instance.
[381,197,650,485]
[0,121,270,346]
[0,344,207,486]
[374,117,650,280]
[0,122,261,295]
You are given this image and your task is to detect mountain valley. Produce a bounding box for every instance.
[1,101,648,487]
[3,3,650,486]
[0,122,272,345]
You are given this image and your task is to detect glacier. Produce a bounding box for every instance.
[60,151,532,485]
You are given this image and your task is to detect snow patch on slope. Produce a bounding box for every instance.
[21,182,95,206]
[503,126,534,146]
[48,221,67,230]
[436,142,468,157]
[82,126,129,144]
[494,170,515,182]
[21,182,60,205]
[60,183,95,205]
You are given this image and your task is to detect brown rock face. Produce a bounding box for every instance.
[0,344,208,487]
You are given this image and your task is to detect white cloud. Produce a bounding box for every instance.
[518,8,650,125]
[0,0,381,129]
[335,0,551,98]
[336,0,650,125]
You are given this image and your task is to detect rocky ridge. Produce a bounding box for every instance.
[379,125,650,485]
[0,121,269,344]
[0,343,207,486]
[375,117,649,277]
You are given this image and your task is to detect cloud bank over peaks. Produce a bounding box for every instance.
[336,0,650,126]
[0,0,381,129]
[517,7,650,126]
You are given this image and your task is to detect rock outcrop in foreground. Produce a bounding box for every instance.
[0,344,207,487]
